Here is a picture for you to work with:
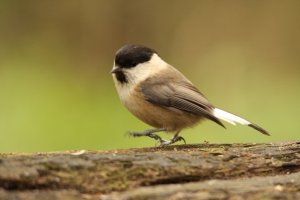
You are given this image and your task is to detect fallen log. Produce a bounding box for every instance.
[0,141,299,199]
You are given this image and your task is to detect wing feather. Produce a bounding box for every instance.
[141,71,225,128]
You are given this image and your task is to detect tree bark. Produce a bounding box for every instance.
[0,141,299,200]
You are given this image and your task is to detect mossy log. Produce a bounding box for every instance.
[0,141,299,200]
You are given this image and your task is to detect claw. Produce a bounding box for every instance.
[158,135,186,147]
[175,136,186,144]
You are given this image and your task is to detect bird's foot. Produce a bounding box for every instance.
[128,129,164,142]
[159,135,186,147]
[128,129,185,147]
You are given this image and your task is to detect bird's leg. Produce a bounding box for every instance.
[159,131,186,147]
[128,128,166,142]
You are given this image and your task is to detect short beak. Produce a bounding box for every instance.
[111,66,121,74]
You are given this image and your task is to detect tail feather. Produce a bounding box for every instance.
[213,108,269,136]
[248,124,270,136]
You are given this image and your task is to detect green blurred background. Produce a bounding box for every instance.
[0,0,299,152]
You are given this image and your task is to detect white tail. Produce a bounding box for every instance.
[213,108,250,126]
[213,108,269,135]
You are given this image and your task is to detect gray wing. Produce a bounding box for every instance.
[141,73,225,128]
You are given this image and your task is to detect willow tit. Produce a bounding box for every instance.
[111,44,269,146]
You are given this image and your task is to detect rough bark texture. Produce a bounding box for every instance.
[0,141,299,200]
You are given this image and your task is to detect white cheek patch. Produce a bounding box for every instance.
[126,53,168,85]
[113,53,169,106]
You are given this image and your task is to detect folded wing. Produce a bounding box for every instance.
[140,72,225,128]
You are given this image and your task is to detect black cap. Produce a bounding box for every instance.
[115,44,157,68]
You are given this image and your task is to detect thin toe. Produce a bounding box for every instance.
[128,132,140,137]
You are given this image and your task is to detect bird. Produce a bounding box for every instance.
[111,44,269,146]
